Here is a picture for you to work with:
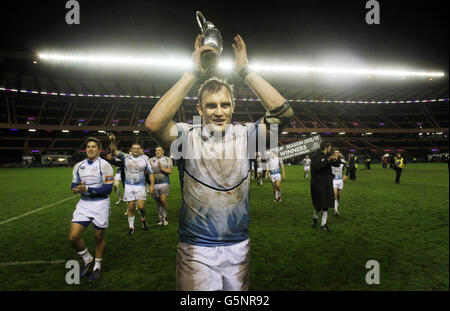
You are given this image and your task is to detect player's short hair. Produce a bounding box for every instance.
[320,141,331,151]
[131,143,141,148]
[198,77,235,107]
[86,137,102,150]
[155,145,164,151]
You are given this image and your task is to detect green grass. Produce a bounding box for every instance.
[0,164,448,290]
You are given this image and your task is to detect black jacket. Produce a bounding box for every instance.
[310,150,337,210]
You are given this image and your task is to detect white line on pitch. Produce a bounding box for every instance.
[0,196,77,225]
[0,260,65,266]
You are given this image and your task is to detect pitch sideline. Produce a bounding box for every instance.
[0,196,77,225]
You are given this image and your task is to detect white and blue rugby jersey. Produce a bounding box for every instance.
[303,158,311,167]
[149,156,173,185]
[268,154,283,175]
[331,159,347,180]
[117,152,152,186]
[72,158,114,201]
[175,122,259,247]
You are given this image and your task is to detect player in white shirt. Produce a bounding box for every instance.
[145,34,293,290]
[331,149,347,216]
[255,152,263,186]
[69,137,114,282]
[108,134,155,234]
[268,150,285,202]
[302,155,311,178]
[149,146,173,226]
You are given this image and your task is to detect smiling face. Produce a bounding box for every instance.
[86,141,100,161]
[131,144,141,157]
[155,146,164,158]
[197,86,234,134]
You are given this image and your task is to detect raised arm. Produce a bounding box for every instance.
[232,34,293,124]
[108,133,119,157]
[145,35,218,149]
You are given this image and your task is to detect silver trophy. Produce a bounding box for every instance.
[196,11,223,69]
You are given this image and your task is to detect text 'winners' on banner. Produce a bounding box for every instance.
[270,135,321,160]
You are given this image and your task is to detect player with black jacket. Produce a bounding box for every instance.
[310,141,340,232]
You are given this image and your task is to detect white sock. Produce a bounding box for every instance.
[78,248,93,264]
[334,200,339,212]
[275,191,279,200]
[128,216,135,229]
[321,211,328,227]
[313,211,319,219]
[93,258,102,271]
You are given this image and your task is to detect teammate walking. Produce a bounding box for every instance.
[268,150,285,202]
[149,146,173,226]
[302,155,311,178]
[256,151,264,186]
[69,137,114,282]
[331,149,347,216]
[108,134,155,234]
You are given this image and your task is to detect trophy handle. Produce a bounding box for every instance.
[196,11,206,33]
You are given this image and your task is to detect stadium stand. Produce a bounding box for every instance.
[0,50,448,166]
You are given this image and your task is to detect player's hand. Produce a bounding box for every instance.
[72,182,84,194]
[191,34,218,75]
[71,186,81,194]
[157,161,162,169]
[108,133,115,141]
[78,181,88,194]
[232,34,249,73]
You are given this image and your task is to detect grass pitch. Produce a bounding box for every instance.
[0,163,448,290]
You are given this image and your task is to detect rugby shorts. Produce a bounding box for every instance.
[176,239,250,291]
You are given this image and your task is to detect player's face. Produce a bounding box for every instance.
[197,87,234,134]
[155,147,164,157]
[131,144,141,157]
[86,141,100,160]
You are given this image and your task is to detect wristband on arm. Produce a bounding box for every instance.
[237,65,253,80]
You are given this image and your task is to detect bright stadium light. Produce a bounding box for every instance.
[37,51,445,78]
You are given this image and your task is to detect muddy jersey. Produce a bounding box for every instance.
[149,156,173,185]
[175,122,260,247]
[303,158,311,167]
[117,152,152,186]
[268,155,283,175]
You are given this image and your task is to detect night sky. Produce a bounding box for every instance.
[2,0,449,72]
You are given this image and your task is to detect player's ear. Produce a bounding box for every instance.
[196,102,204,117]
